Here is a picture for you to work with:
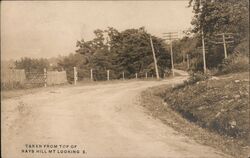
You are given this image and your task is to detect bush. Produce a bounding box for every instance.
[173,71,210,90]
[217,53,249,75]
[186,71,210,84]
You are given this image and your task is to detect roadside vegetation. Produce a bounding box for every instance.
[164,72,249,142]
[142,0,249,157]
[141,78,249,158]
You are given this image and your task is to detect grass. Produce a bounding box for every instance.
[140,73,249,157]
[164,72,249,142]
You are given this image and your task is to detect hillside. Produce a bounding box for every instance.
[163,72,249,157]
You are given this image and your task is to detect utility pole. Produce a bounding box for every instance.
[149,35,160,79]
[201,28,207,73]
[187,54,190,69]
[222,33,227,58]
[163,32,178,77]
[170,39,174,76]
[210,33,234,59]
[199,0,207,74]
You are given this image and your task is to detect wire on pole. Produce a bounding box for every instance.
[162,32,179,77]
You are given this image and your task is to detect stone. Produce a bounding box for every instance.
[243,79,249,82]
[234,94,240,99]
[215,112,221,118]
[229,120,237,128]
[234,80,240,83]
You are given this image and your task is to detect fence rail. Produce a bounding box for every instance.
[1,68,67,90]
[1,67,170,89]
[47,71,67,85]
[1,69,26,89]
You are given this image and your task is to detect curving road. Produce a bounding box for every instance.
[2,76,230,158]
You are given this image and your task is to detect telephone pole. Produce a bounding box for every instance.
[149,35,160,79]
[209,33,234,59]
[187,54,190,69]
[222,33,227,58]
[163,32,178,77]
[201,28,207,73]
[199,0,207,73]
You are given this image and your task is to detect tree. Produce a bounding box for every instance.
[15,57,49,73]
[188,0,249,71]
[57,53,87,81]
[73,27,171,80]
[189,0,248,39]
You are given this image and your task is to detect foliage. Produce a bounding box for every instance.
[14,57,49,73]
[171,36,199,71]
[185,71,210,85]
[184,0,249,72]
[165,72,249,148]
[189,0,249,38]
[60,27,171,81]
[57,53,88,82]
[217,52,249,75]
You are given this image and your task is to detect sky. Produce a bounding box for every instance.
[1,1,194,60]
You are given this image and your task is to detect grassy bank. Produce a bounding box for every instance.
[141,72,249,158]
[164,72,249,143]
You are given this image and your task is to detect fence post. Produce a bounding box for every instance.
[164,73,166,78]
[90,68,93,81]
[44,68,47,87]
[187,54,190,69]
[152,74,154,79]
[107,70,110,81]
[11,68,14,89]
[122,72,125,80]
[145,72,147,79]
[135,73,138,79]
[74,67,77,85]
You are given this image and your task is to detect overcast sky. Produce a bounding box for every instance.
[1,1,193,60]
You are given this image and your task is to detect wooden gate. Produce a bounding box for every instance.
[25,71,46,87]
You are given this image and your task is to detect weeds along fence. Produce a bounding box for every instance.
[1,68,68,90]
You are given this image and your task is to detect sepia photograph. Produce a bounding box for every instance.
[1,0,249,158]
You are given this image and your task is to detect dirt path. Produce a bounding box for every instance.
[2,77,230,158]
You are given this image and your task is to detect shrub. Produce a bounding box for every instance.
[173,71,210,90]
[186,71,210,84]
[217,53,249,75]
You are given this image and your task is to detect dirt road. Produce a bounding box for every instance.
[2,77,230,158]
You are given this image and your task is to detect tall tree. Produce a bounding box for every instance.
[189,0,249,39]
[74,27,171,80]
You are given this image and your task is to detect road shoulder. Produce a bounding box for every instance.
[140,84,244,158]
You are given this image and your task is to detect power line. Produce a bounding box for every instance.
[162,32,179,77]
[209,33,235,59]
